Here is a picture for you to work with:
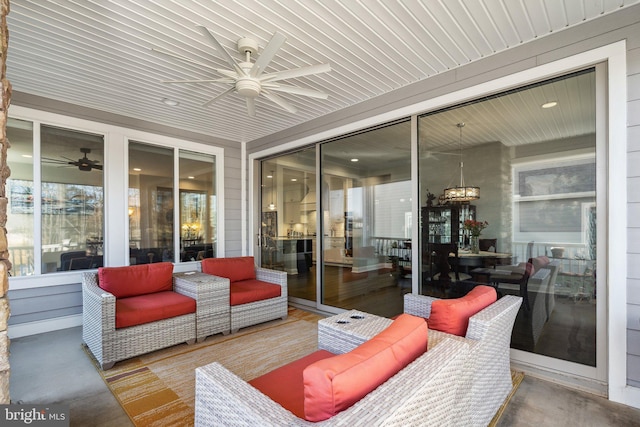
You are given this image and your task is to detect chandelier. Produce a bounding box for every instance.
[443,123,480,203]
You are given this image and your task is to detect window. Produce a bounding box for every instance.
[7,121,105,275]
[7,119,34,276]
[128,143,218,265]
[128,142,174,264]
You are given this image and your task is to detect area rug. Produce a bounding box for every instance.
[87,307,524,426]
[488,370,526,427]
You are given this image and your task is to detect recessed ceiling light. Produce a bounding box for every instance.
[541,101,558,109]
[133,167,141,172]
[291,178,297,182]
[21,154,32,158]
[266,175,273,178]
[188,176,195,179]
[351,158,359,162]
[162,98,180,107]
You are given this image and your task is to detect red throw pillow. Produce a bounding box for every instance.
[201,256,256,283]
[428,285,497,336]
[303,313,428,422]
[98,262,173,298]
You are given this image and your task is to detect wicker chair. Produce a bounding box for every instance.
[195,337,470,426]
[82,268,221,369]
[404,293,523,427]
[201,256,288,333]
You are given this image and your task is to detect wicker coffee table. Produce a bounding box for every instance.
[318,310,392,354]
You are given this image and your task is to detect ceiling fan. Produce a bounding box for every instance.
[153,26,331,116]
[43,148,103,172]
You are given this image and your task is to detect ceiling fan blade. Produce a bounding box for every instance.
[152,48,223,74]
[162,78,235,84]
[197,25,245,76]
[249,32,286,78]
[260,63,331,83]
[262,83,328,99]
[202,86,235,107]
[246,98,256,117]
[92,164,104,171]
[262,89,298,114]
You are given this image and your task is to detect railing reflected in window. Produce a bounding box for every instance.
[6,118,34,276]
[40,125,104,274]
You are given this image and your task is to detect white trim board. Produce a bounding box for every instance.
[8,314,82,339]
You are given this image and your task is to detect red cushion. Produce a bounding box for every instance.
[98,262,174,298]
[201,257,256,283]
[303,313,428,422]
[249,350,335,419]
[428,285,497,336]
[230,279,281,306]
[115,291,196,328]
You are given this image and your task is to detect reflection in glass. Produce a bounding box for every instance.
[261,147,316,302]
[179,150,216,262]
[40,125,104,273]
[128,142,173,264]
[320,120,412,317]
[6,119,34,276]
[417,69,597,367]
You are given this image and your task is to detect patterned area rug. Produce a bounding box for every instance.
[489,370,526,427]
[87,307,524,426]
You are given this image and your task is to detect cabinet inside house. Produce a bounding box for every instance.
[421,204,475,247]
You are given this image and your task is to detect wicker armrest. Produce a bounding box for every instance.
[403,293,439,318]
[466,295,522,341]
[255,267,287,288]
[82,272,116,331]
[195,362,301,427]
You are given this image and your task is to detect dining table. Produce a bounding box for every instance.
[456,250,514,271]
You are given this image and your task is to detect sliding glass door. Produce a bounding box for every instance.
[260,148,317,304]
[319,120,412,317]
[417,69,599,370]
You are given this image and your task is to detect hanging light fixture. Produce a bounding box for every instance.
[267,171,276,210]
[443,122,480,203]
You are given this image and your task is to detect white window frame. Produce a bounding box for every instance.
[8,105,225,290]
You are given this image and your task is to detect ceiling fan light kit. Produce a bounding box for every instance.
[155,26,331,116]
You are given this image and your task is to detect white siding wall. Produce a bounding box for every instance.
[628,39,640,387]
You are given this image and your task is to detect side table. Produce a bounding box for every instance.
[174,271,230,342]
[318,310,392,354]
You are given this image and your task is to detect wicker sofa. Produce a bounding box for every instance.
[404,293,523,426]
[201,256,288,333]
[194,292,522,426]
[82,262,222,369]
[195,333,470,426]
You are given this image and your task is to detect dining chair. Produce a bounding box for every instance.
[426,243,471,287]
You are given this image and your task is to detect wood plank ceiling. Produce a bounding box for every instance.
[6,0,638,145]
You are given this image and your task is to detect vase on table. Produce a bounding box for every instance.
[470,235,480,254]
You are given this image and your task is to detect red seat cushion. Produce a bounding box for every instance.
[230,279,281,306]
[115,291,196,328]
[201,256,256,283]
[249,350,335,419]
[428,285,497,336]
[98,262,173,298]
[302,313,428,422]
